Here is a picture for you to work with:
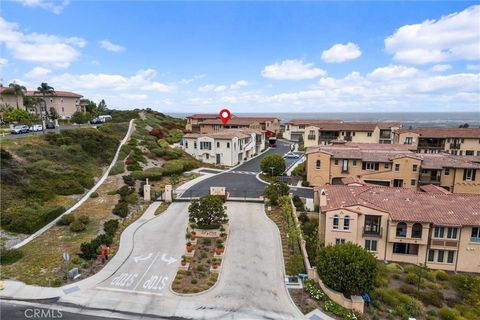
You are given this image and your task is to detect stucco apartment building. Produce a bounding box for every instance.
[0,86,83,119]
[283,119,401,146]
[315,185,480,273]
[186,114,280,135]
[395,128,480,156]
[182,129,265,166]
[305,142,480,194]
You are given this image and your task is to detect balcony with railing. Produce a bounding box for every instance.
[418,138,445,149]
[380,130,392,139]
[471,237,480,243]
[450,143,461,149]
[419,175,441,185]
[363,226,383,238]
[344,135,352,141]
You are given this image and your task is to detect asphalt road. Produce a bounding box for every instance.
[0,124,99,140]
[179,140,313,199]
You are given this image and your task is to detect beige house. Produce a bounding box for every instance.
[316,185,480,273]
[395,128,480,156]
[0,86,83,119]
[182,129,265,166]
[186,114,280,135]
[283,120,401,145]
[305,142,480,194]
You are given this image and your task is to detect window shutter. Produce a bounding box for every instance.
[473,169,477,181]
[375,163,379,170]
[463,169,467,181]
[362,162,366,170]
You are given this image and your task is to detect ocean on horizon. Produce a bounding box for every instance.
[166,112,480,128]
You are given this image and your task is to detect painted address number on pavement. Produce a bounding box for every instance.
[111,273,138,287]
[142,275,169,291]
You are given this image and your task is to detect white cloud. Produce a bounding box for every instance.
[261,59,326,80]
[198,84,227,92]
[230,80,249,90]
[367,65,419,80]
[321,42,362,63]
[13,0,70,15]
[0,58,7,65]
[430,64,452,72]
[25,66,52,78]
[99,40,125,52]
[467,64,480,71]
[123,94,148,100]
[385,5,480,64]
[0,17,86,68]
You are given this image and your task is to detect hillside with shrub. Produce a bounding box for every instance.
[0,122,128,234]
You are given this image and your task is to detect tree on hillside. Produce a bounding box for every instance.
[81,99,98,116]
[36,83,55,117]
[264,182,289,205]
[3,108,30,124]
[97,99,108,114]
[49,107,59,121]
[70,111,91,126]
[316,242,378,296]
[188,195,227,228]
[260,154,286,176]
[459,123,469,128]
[3,83,27,110]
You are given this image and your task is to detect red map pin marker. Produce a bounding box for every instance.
[219,108,231,124]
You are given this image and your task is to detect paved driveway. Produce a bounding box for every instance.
[61,202,300,319]
[179,140,313,199]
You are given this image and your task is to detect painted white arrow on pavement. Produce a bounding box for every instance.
[133,252,153,263]
[161,253,177,265]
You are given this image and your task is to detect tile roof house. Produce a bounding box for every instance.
[315,184,480,273]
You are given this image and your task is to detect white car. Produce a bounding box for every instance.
[29,124,43,132]
[284,152,301,159]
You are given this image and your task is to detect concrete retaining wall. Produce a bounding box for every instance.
[290,196,364,314]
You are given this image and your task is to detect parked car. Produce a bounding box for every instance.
[29,124,43,132]
[11,125,29,134]
[46,121,56,129]
[98,115,112,121]
[90,117,105,125]
[284,152,301,159]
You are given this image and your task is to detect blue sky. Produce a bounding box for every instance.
[1,1,479,113]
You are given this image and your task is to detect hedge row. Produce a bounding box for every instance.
[1,205,65,234]
[79,219,119,260]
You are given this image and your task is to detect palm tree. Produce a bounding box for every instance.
[24,96,39,114]
[35,83,55,132]
[4,83,27,109]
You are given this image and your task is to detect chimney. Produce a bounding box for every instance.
[320,189,327,207]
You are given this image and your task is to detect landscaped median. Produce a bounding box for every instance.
[171,195,229,294]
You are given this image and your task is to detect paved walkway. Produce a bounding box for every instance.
[11,119,136,250]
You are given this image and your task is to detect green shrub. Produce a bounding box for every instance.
[78,215,90,225]
[124,193,137,204]
[0,248,23,265]
[157,139,169,148]
[131,167,164,181]
[191,278,198,284]
[386,263,404,273]
[90,191,99,198]
[113,201,129,217]
[405,272,418,285]
[109,161,125,175]
[439,307,461,320]
[436,270,448,281]
[69,220,86,232]
[1,205,65,234]
[316,242,378,296]
[373,288,425,318]
[123,175,135,186]
[260,154,286,176]
[57,213,75,226]
[103,219,119,236]
[127,162,142,171]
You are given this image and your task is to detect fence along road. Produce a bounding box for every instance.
[12,119,135,249]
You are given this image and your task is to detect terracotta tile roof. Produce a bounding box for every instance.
[397,128,480,139]
[184,128,260,140]
[320,185,480,226]
[420,184,452,194]
[286,119,401,131]
[306,143,417,162]
[0,87,82,98]
[201,118,263,126]
[418,154,480,169]
[307,143,480,168]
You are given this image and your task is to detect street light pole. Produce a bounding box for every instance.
[269,166,274,177]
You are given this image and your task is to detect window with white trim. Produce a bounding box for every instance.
[333,215,339,230]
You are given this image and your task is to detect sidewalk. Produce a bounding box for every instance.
[0,201,163,301]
